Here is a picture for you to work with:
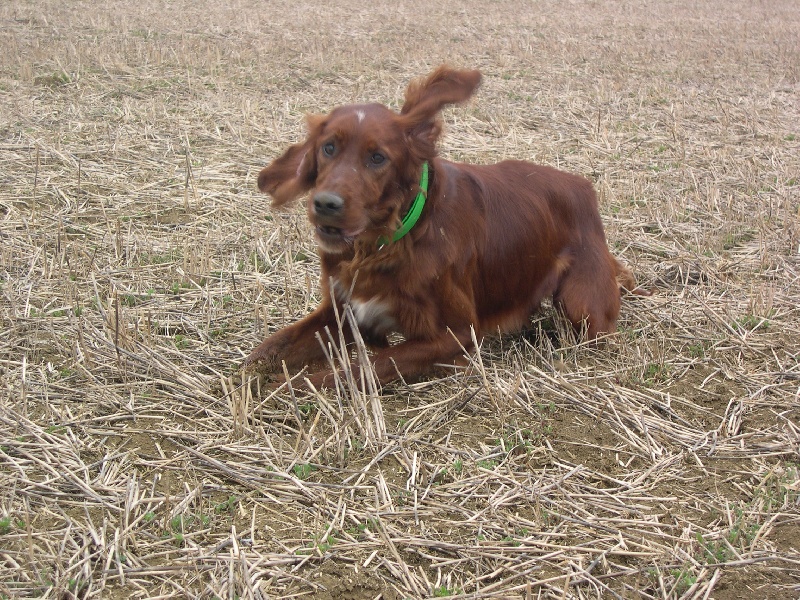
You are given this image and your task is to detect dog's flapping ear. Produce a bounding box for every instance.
[257,114,325,206]
[397,66,481,159]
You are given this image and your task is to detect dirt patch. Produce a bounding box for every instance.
[769,522,800,555]
[712,566,799,600]
[309,563,400,600]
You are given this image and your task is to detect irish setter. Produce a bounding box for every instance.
[244,66,645,389]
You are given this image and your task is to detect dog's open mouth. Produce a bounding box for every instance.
[315,225,360,248]
[317,225,345,238]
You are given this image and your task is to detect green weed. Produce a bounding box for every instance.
[643,362,670,385]
[0,516,24,534]
[722,230,755,250]
[695,532,734,564]
[757,463,799,510]
[214,496,239,514]
[35,71,73,87]
[433,586,459,597]
[733,313,771,332]
[297,402,317,417]
[688,342,706,358]
[292,463,316,479]
[669,567,697,596]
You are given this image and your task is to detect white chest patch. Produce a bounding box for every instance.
[350,297,396,334]
[331,277,347,302]
[355,109,365,123]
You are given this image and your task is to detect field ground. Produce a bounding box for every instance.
[1,0,799,598]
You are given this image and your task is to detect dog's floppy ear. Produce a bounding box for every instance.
[257,114,325,206]
[397,66,481,159]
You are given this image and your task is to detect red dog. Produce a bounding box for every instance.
[245,66,645,388]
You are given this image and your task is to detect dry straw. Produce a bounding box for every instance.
[1,0,799,598]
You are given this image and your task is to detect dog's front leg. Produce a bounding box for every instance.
[304,326,474,390]
[373,329,474,384]
[243,301,341,375]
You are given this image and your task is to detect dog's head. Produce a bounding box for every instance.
[257,66,481,254]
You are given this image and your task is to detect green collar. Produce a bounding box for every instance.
[378,161,428,248]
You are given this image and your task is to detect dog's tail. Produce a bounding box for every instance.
[615,259,651,296]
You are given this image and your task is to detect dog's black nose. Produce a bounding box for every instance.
[313,192,344,217]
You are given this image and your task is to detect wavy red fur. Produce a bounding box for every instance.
[244,66,648,389]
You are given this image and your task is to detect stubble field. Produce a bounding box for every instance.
[1,0,799,598]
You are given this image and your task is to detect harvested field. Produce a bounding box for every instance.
[1,0,799,598]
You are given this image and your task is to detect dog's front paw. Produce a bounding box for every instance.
[241,340,285,373]
[223,369,276,397]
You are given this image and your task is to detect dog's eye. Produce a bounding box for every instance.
[370,152,386,166]
[322,142,336,157]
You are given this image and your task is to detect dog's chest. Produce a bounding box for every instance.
[350,297,396,334]
[332,278,397,334]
